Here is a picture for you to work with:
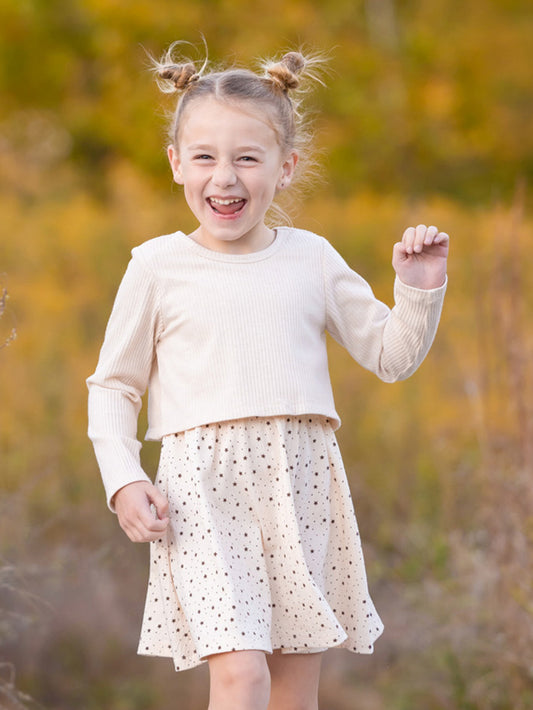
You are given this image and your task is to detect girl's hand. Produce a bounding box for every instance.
[392,224,449,289]
[113,481,170,543]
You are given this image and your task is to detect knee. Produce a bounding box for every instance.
[225,653,270,694]
[210,650,270,697]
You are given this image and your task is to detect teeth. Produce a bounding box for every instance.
[209,197,243,205]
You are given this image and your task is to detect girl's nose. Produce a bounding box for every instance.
[212,161,237,188]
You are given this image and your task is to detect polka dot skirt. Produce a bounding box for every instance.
[138,416,384,671]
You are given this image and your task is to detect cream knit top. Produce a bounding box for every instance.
[87,227,446,505]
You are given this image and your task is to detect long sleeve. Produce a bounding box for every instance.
[323,240,446,382]
[87,251,164,508]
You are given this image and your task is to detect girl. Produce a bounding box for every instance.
[87,44,448,710]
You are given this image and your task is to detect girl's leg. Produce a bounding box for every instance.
[266,650,324,710]
[207,650,271,710]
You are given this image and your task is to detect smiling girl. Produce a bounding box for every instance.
[87,43,448,710]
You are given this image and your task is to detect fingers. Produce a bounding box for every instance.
[150,486,170,521]
[114,481,170,543]
[402,224,449,254]
[128,515,168,543]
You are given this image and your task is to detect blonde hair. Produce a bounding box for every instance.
[150,42,326,219]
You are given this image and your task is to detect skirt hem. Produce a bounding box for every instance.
[138,630,382,673]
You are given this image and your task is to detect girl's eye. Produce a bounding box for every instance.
[194,154,213,161]
[239,156,257,162]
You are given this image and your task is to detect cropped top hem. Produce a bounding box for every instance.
[145,403,342,441]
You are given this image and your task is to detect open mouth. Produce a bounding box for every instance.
[207,197,247,216]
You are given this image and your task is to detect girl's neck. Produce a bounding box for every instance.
[188,225,276,255]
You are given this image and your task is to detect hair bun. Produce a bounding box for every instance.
[281,52,306,75]
[266,52,306,92]
[159,62,199,91]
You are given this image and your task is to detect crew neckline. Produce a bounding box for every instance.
[177,227,288,262]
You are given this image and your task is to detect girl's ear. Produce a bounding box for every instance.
[277,150,299,190]
[167,144,184,185]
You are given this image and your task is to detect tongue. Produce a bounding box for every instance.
[211,199,245,215]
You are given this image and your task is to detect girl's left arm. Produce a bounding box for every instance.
[323,227,449,382]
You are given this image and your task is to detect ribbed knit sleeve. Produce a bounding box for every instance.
[323,240,446,382]
[87,251,164,508]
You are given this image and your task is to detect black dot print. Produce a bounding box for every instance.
[137,416,384,672]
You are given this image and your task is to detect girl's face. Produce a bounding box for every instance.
[168,97,298,254]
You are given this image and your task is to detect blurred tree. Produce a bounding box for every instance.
[1,0,532,202]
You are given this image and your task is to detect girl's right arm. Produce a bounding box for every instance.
[86,251,166,519]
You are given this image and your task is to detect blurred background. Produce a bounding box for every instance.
[1,0,532,708]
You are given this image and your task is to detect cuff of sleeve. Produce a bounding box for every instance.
[393,274,447,337]
[106,472,153,513]
[394,274,447,300]
[88,433,152,511]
